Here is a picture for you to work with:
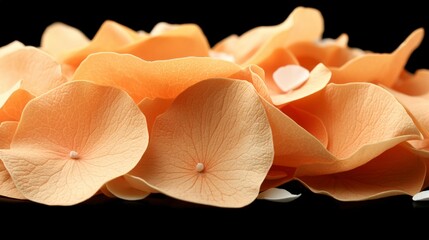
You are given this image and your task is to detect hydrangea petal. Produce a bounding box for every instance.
[0,47,67,97]
[0,121,25,199]
[0,41,24,58]
[0,81,149,205]
[298,146,425,201]
[330,29,424,87]
[271,63,331,106]
[41,22,90,59]
[73,53,243,102]
[120,24,210,60]
[131,78,274,207]
[106,175,150,201]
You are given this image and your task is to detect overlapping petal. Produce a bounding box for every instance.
[130,78,274,207]
[0,81,149,205]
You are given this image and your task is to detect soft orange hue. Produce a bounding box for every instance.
[0,81,149,205]
[0,121,25,199]
[130,78,274,207]
[387,71,429,189]
[42,20,210,70]
[213,7,324,65]
[287,34,358,70]
[0,41,24,58]
[329,29,424,87]
[73,53,270,103]
[260,83,423,200]
[0,47,67,122]
[298,145,425,200]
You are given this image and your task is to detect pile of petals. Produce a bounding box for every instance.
[1,6,429,207]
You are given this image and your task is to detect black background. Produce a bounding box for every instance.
[1,0,428,72]
[1,0,429,237]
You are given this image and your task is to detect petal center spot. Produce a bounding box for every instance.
[69,150,79,159]
[273,65,310,93]
[195,162,204,173]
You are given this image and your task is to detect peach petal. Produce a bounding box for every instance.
[288,34,354,70]
[298,145,426,201]
[138,98,173,134]
[73,53,243,102]
[294,83,420,160]
[393,69,429,97]
[106,175,150,201]
[62,20,139,67]
[0,41,24,58]
[257,188,301,203]
[261,82,420,180]
[0,121,25,199]
[271,63,331,107]
[330,29,424,87]
[281,105,328,147]
[0,81,149,205]
[121,24,210,60]
[273,65,310,92]
[0,47,67,97]
[0,89,34,122]
[244,7,324,65]
[132,78,274,207]
[41,22,90,59]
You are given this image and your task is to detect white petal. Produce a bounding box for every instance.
[257,188,301,203]
[412,190,429,201]
[273,65,309,93]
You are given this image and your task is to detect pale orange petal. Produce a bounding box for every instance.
[294,83,420,161]
[0,121,25,199]
[298,145,426,201]
[270,63,331,107]
[0,81,149,205]
[281,105,328,147]
[0,47,67,97]
[0,89,34,122]
[260,83,420,180]
[228,64,272,102]
[244,7,324,65]
[330,29,424,87]
[73,53,243,102]
[105,175,150,201]
[138,98,173,133]
[288,34,354,70]
[0,41,24,58]
[62,20,139,68]
[131,78,273,207]
[388,89,429,136]
[40,22,90,59]
[120,24,210,60]
[253,48,299,94]
[393,69,429,97]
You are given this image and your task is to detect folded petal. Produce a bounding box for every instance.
[330,29,424,87]
[105,175,151,201]
[131,78,274,207]
[0,81,149,205]
[245,7,324,65]
[270,63,331,106]
[298,145,425,201]
[41,22,90,59]
[120,24,210,60]
[0,121,25,199]
[0,47,67,97]
[0,41,24,58]
[73,53,243,102]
